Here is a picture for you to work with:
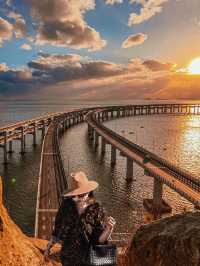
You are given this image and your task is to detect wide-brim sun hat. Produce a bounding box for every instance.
[63,171,99,197]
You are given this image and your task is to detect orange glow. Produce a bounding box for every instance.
[188,58,200,74]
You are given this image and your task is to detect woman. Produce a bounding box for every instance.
[44,171,116,266]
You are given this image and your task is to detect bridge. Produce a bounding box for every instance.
[0,111,66,164]
[1,103,200,265]
[85,105,200,215]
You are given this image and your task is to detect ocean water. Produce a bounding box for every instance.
[0,99,199,235]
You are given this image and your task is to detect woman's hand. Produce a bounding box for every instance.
[99,216,116,243]
[105,216,116,231]
[44,248,50,262]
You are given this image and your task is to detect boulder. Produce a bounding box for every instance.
[128,211,200,266]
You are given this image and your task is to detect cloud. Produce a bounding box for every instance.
[28,52,124,82]
[6,0,12,6]
[20,43,32,50]
[27,0,106,51]
[0,12,26,47]
[142,59,176,71]
[122,33,148,48]
[129,0,168,25]
[0,17,13,46]
[8,11,26,38]
[0,53,187,101]
[0,63,8,71]
[104,0,123,4]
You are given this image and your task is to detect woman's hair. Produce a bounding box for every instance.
[88,191,94,198]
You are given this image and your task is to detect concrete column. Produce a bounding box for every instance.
[101,137,106,155]
[33,123,37,146]
[41,120,45,139]
[111,146,116,166]
[8,141,13,154]
[3,131,8,164]
[90,128,94,140]
[69,118,71,127]
[88,124,91,136]
[64,119,67,129]
[153,178,163,207]
[20,127,25,154]
[94,131,99,148]
[126,157,133,181]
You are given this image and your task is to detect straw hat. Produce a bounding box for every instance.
[63,171,99,197]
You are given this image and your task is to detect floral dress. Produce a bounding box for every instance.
[52,197,107,266]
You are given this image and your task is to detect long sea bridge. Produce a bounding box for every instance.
[1,103,200,265]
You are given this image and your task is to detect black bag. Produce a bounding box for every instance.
[86,244,117,266]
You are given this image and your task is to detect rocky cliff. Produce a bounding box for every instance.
[0,177,61,266]
[128,211,200,266]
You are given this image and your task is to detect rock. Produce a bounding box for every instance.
[128,211,200,266]
[0,176,61,266]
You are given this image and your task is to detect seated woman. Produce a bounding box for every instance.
[44,171,116,266]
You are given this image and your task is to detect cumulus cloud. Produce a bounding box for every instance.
[8,11,26,38]
[129,0,168,25]
[28,52,124,82]
[20,43,32,50]
[142,59,176,71]
[104,0,123,4]
[122,33,148,48]
[26,0,106,51]
[0,17,13,46]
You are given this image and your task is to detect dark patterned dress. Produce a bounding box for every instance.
[52,197,107,266]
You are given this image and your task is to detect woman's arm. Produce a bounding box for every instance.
[89,203,116,245]
[98,216,116,244]
[44,236,60,261]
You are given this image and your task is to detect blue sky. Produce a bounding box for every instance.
[0,0,200,100]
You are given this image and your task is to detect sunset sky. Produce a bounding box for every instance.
[0,0,200,101]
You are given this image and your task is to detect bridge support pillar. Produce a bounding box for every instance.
[94,131,99,148]
[88,125,94,140]
[126,157,133,181]
[33,123,37,146]
[3,132,8,164]
[20,127,25,154]
[153,178,163,207]
[111,146,116,166]
[143,178,172,217]
[41,121,45,139]
[8,141,13,154]
[101,138,106,155]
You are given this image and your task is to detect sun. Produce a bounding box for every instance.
[188,57,200,74]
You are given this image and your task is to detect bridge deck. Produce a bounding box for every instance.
[35,124,59,240]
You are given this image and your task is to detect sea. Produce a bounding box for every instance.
[0,99,200,237]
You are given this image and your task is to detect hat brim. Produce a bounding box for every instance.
[63,181,99,197]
